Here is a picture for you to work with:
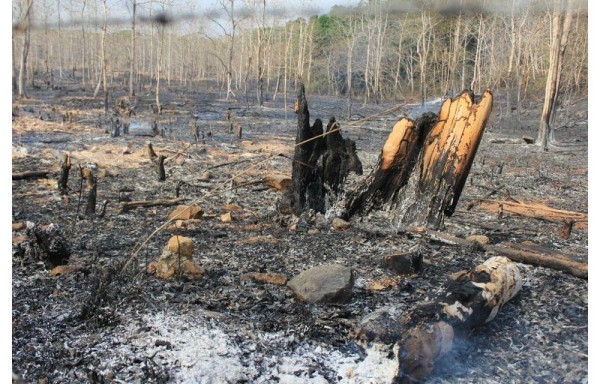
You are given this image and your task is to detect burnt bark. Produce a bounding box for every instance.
[81,168,97,217]
[282,83,362,215]
[344,90,493,229]
[147,142,166,181]
[13,171,50,180]
[58,153,72,195]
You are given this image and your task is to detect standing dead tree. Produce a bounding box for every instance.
[280,83,362,215]
[344,90,493,229]
[147,142,166,181]
[57,153,72,195]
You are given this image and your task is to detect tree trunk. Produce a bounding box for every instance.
[345,90,493,229]
[281,83,362,216]
[18,0,33,99]
[537,0,573,150]
[129,0,136,97]
[58,154,72,195]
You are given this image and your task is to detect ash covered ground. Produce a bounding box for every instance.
[12,84,588,383]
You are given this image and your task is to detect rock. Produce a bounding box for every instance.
[332,218,351,231]
[466,235,490,245]
[308,228,319,235]
[287,264,354,304]
[12,235,27,244]
[167,205,204,220]
[353,306,404,344]
[382,251,423,275]
[50,265,82,276]
[240,272,288,285]
[199,171,212,182]
[220,212,232,223]
[167,235,194,257]
[263,174,291,191]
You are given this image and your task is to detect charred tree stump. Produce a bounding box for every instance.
[394,256,521,383]
[283,83,325,215]
[57,153,72,195]
[25,222,71,268]
[81,167,97,217]
[281,83,362,215]
[147,142,166,181]
[344,90,493,229]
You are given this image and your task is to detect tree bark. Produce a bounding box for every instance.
[345,90,493,229]
[58,154,72,195]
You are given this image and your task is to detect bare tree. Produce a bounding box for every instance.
[537,0,574,150]
[17,0,33,99]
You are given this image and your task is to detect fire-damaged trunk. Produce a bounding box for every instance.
[281,83,362,215]
[395,256,522,383]
[344,90,493,229]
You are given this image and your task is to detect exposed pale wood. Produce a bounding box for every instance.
[120,198,186,213]
[395,256,522,383]
[478,199,587,229]
[263,174,291,191]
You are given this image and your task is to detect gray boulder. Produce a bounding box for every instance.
[287,264,353,304]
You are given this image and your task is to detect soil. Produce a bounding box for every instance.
[12,83,588,383]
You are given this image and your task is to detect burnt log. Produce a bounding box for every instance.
[344,90,493,229]
[281,83,362,215]
[395,256,521,383]
[57,153,72,195]
[12,171,50,180]
[120,198,185,213]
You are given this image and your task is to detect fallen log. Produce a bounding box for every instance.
[12,171,50,180]
[120,198,185,213]
[394,256,522,383]
[478,199,587,229]
[417,228,587,278]
[344,90,493,229]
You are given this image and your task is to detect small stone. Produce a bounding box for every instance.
[168,205,203,220]
[308,228,319,235]
[240,272,288,285]
[167,235,194,258]
[199,171,212,182]
[220,212,232,223]
[332,218,351,231]
[12,222,25,231]
[466,235,490,245]
[287,264,353,304]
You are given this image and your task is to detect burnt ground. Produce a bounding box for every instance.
[12,83,588,383]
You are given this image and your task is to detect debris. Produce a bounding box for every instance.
[263,174,291,191]
[220,212,233,223]
[382,251,423,275]
[120,198,186,213]
[466,234,490,245]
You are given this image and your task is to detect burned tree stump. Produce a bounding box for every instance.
[281,83,362,215]
[345,90,493,229]
[57,153,72,195]
[81,167,97,217]
[25,222,71,268]
[147,142,166,181]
